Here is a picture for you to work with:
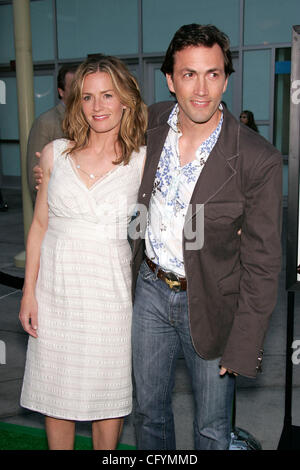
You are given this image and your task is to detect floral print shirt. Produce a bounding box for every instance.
[145,103,223,276]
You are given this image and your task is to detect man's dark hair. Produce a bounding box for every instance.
[57,64,78,99]
[161,24,234,77]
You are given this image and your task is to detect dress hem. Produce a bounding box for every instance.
[20,402,132,422]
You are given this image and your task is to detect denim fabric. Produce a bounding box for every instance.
[132,260,235,450]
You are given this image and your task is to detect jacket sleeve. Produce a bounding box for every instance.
[220,149,283,378]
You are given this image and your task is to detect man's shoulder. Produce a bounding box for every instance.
[29,103,65,140]
[36,102,64,123]
[148,101,176,129]
[239,121,281,162]
[222,108,281,163]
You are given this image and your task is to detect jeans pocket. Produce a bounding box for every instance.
[139,259,156,281]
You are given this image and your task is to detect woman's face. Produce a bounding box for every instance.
[240,113,248,125]
[81,71,125,135]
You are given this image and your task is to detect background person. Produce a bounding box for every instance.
[26,64,78,203]
[240,110,259,132]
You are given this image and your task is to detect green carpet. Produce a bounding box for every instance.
[0,422,135,450]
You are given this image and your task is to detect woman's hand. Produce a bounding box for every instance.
[19,293,38,338]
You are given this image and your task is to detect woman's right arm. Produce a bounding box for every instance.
[19,142,53,338]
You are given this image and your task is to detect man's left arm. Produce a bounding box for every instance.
[220,149,283,378]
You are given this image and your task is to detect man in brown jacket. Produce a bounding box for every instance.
[26,64,77,203]
[131,24,282,450]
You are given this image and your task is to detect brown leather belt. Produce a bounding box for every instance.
[145,257,187,292]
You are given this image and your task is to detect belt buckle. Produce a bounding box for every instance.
[165,272,181,292]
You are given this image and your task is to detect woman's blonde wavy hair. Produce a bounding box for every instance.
[62,55,148,165]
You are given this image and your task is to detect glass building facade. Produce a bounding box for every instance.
[1,0,299,202]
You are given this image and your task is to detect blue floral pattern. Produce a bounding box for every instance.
[145,104,223,276]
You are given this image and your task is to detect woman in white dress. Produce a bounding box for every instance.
[19,55,147,450]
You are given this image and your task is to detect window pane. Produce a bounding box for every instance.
[222,75,234,113]
[155,69,172,103]
[142,0,240,53]
[0,143,20,177]
[257,125,270,141]
[0,1,55,63]
[34,75,55,118]
[0,75,55,141]
[243,50,271,121]
[57,0,139,59]
[0,77,19,140]
[126,63,140,85]
[0,4,15,64]
[31,0,55,61]
[244,0,300,45]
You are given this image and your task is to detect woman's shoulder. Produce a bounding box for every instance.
[50,138,76,162]
[130,145,146,161]
[42,138,73,172]
[129,145,146,180]
[51,138,73,153]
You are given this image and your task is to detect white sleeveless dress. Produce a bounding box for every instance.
[21,139,146,421]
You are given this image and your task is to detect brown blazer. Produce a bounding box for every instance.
[26,101,66,203]
[131,101,282,378]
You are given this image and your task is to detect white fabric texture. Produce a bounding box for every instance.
[21,139,146,420]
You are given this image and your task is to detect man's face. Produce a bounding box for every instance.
[166,44,228,129]
[58,72,75,104]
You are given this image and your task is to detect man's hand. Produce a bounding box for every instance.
[219,366,238,376]
[33,152,43,189]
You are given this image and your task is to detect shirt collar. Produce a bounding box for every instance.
[198,112,223,158]
[167,103,223,159]
[167,103,180,133]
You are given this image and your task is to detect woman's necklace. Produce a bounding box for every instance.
[74,153,117,181]
[75,163,100,180]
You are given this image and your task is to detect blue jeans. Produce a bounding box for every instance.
[132,260,235,450]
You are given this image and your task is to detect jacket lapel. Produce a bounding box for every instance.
[190,145,237,205]
[186,108,240,220]
[138,122,170,209]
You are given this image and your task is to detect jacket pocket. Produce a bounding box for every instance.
[205,202,243,223]
[218,268,241,295]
